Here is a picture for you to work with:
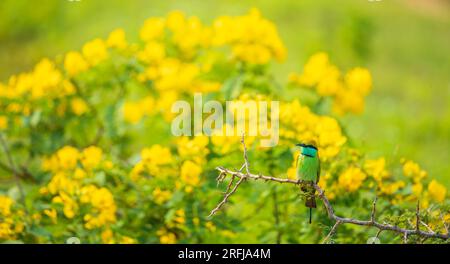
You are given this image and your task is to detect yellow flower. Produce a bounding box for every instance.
[0,116,8,130]
[46,171,80,195]
[138,41,165,63]
[81,146,103,170]
[166,10,185,31]
[338,167,366,192]
[176,136,209,165]
[71,98,89,116]
[180,160,202,187]
[123,101,144,124]
[82,38,108,66]
[332,89,365,115]
[139,96,155,116]
[211,8,286,64]
[120,236,137,244]
[56,146,79,170]
[81,186,117,229]
[43,208,58,224]
[101,229,114,244]
[428,180,447,203]
[364,157,390,182]
[296,52,330,86]
[220,230,237,238]
[173,209,186,225]
[412,183,423,196]
[0,196,13,216]
[140,17,165,42]
[74,168,87,179]
[157,228,176,244]
[345,67,372,96]
[205,221,216,232]
[106,28,127,49]
[379,181,405,195]
[152,188,172,205]
[402,159,427,183]
[64,51,89,76]
[141,145,173,166]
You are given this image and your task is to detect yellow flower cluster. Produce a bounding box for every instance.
[175,136,209,192]
[0,115,8,130]
[209,94,268,154]
[428,180,447,203]
[130,144,174,181]
[401,159,427,183]
[280,100,347,160]
[180,160,202,191]
[1,59,75,100]
[156,209,186,244]
[138,9,285,64]
[364,157,390,182]
[80,185,117,229]
[337,166,367,192]
[289,52,372,115]
[122,96,155,124]
[131,137,208,196]
[157,228,177,244]
[210,125,243,155]
[40,146,117,229]
[101,228,137,244]
[364,157,405,196]
[64,29,126,77]
[211,8,286,64]
[152,188,172,205]
[0,196,24,240]
[176,136,209,165]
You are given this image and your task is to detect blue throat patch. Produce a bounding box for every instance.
[301,147,317,157]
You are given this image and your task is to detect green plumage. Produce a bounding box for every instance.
[296,154,320,182]
[296,145,320,223]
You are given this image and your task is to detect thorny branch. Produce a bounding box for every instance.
[208,135,450,242]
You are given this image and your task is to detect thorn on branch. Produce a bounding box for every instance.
[420,220,434,233]
[240,134,250,175]
[371,196,378,223]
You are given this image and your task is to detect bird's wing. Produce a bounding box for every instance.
[316,156,321,184]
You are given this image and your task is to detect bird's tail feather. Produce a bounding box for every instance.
[309,207,312,224]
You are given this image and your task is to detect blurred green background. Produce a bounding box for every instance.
[0,0,449,187]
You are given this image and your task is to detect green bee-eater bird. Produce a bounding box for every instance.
[296,142,320,224]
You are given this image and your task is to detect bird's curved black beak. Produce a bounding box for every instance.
[296,143,306,147]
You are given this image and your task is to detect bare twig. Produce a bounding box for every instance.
[208,175,245,218]
[208,137,450,242]
[223,175,236,194]
[322,221,341,244]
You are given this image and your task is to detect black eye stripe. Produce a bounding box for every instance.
[304,145,317,150]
